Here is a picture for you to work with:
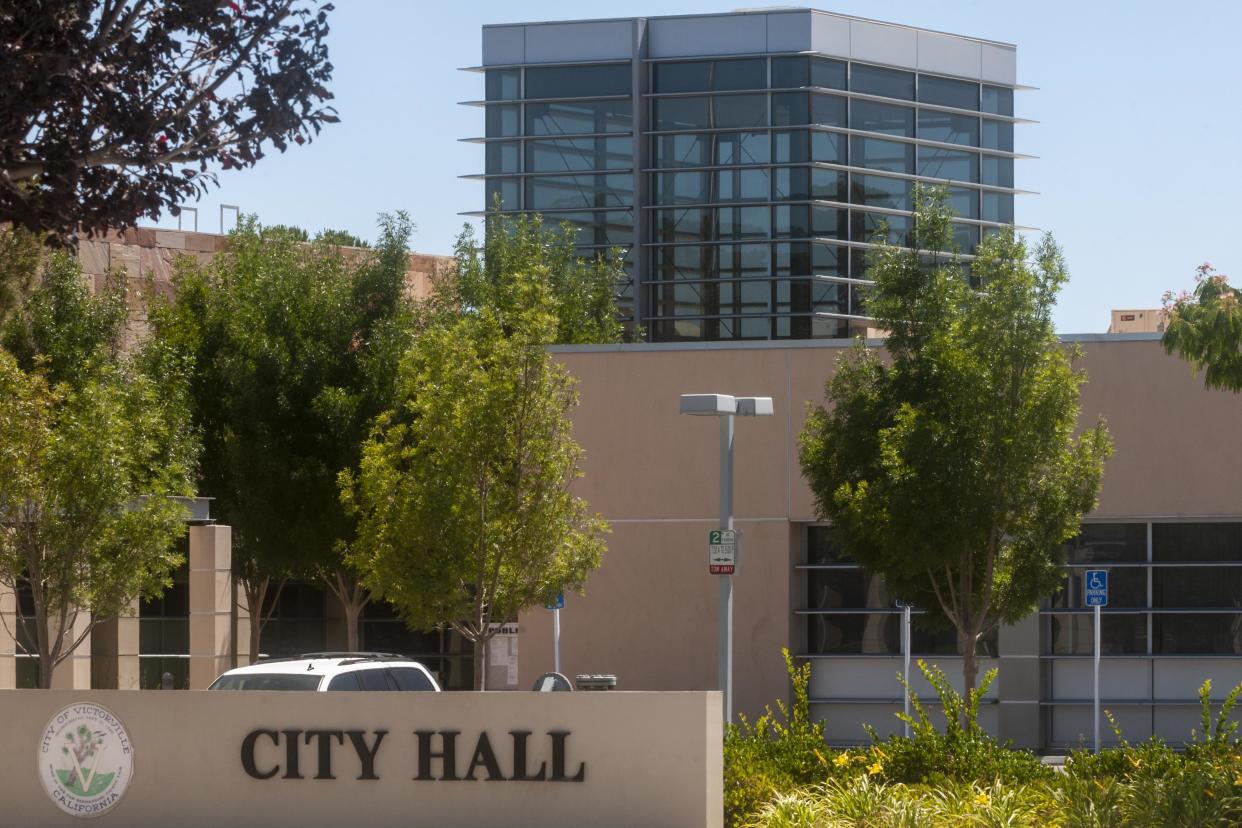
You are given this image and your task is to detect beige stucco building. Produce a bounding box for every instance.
[515,334,1242,750]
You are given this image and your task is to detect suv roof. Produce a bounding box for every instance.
[210,653,442,690]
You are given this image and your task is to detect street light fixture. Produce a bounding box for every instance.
[679,393,774,723]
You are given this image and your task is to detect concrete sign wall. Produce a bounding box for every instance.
[3,690,722,828]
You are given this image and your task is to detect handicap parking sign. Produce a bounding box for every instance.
[1084,570,1108,607]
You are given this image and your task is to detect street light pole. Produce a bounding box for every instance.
[680,393,773,726]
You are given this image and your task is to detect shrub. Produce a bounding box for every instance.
[866,660,1052,786]
[724,649,832,827]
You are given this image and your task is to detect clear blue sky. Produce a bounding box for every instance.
[155,1,1242,334]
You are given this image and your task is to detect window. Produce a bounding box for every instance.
[485,69,520,101]
[919,147,979,182]
[981,85,1014,116]
[525,174,632,210]
[718,206,770,239]
[918,110,979,146]
[851,100,914,137]
[811,94,847,127]
[525,137,631,173]
[525,64,630,98]
[485,178,519,211]
[851,64,914,100]
[918,75,978,110]
[210,673,324,691]
[981,192,1014,224]
[485,104,520,138]
[772,92,809,126]
[653,133,709,168]
[548,211,633,246]
[851,137,914,174]
[982,119,1014,152]
[486,141,520,174]
[525,100,632,135]
[716,132,770,165]
[981,155,1014,188]
[653,58,766,92]
[390,667,436,691]
[326,672,362,691]
[851,174,911,211]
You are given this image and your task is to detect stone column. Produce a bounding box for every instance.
[0,583,15,689]
[997,612,1044,750]
[188,524,233,689]
[90,601,141,689]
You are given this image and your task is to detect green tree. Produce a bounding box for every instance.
[798,190,1112,693]
[1162,263,1242,390]
[148,214,415,659]
[343,263,608,690]
[449,211,627,344]
[0,255,195,688]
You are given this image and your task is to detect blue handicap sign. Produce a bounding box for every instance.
[1084,570,1108,607]
[545,592,565,610]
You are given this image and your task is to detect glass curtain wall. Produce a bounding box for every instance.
[1046,522,1242,656]
[646,55,1018,341]
[481,62,637,324]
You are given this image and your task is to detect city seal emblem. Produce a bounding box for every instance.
[38,703,133,818]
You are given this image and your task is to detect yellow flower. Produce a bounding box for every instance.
[867,761,883,776]
[833,753,851,768]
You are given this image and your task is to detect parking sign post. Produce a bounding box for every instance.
[1085,570,1109,753]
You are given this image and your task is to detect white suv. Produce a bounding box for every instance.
[208,652,441,692]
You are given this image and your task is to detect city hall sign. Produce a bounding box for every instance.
[8,692,720,827]
[240,727,586,782]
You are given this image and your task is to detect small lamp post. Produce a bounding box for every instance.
[679,393,773,723]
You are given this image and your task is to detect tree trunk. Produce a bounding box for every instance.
[960,629,978,699]
[473,636,487,691]
[323,570,369,653]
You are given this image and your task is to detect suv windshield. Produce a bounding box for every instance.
[209,673,323,691]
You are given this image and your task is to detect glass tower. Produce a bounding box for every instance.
[465,10,1026,341]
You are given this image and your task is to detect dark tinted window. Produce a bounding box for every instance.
[981,155,1014,188]
[356,669,393,691]
[653,59,765,92]
[390,667,436,691]
[486,141,520,174]
[1154,523,1242,562]
[851,136,914,174]
[919,75,978,110]
[852,64,914,100]
[981,119,1013,151]
[525,100,632,135]
[771,56,809,88]
[485,105,520,138]
[851,100,914,136]
[811,94,846,127]
[919,110,979,146]
[772,92,808,126]
[209,673,323,691]
[525,64,630,98]
[981,85,1014,116]
[326,672,361,690]
[812,58,847,90]
[485,69,520,101]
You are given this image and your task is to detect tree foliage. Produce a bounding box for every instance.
[0,1,336,241]
[1162,263,1242,391]
[0,252,195,687]
[798,189,1112,693]
[449,211,627,344]
[147,213,414,655]
[344,242,609,690]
